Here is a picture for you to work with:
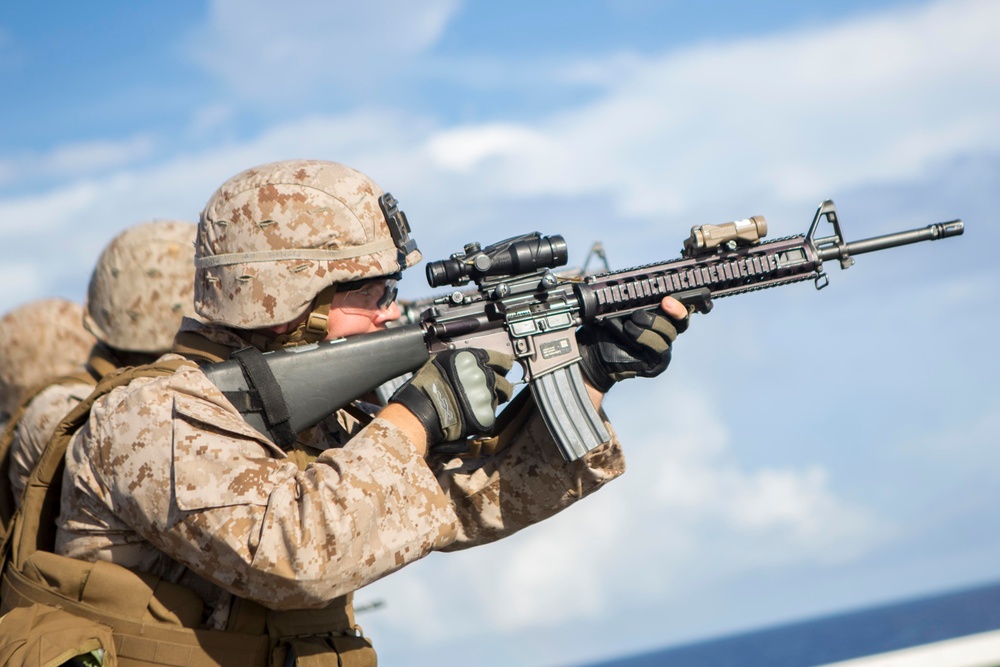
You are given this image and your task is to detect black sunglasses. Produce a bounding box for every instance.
[338,273,401,310]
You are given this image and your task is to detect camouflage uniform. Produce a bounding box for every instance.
[57,319,624,628]
[6,221,196,505]
[8,382,91,502]
[81,219,198,356]
[48,161,625,660]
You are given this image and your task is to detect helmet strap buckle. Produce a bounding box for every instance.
[304,310,330,338]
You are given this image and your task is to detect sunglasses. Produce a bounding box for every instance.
[338,274,401,312]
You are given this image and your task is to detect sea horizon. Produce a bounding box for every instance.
[575,579,1000,667]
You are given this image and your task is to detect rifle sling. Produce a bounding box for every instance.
[229,347,296,449]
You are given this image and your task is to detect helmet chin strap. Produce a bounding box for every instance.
[248,283,339,352]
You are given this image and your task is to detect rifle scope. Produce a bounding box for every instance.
[426,234,569,288]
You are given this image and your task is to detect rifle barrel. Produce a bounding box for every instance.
[817,220,964,262]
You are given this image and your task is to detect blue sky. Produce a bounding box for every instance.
[0,0,922,152]
[2,1,998,666]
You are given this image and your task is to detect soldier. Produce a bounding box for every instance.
[1,160,689,666]
[2,220,197,510]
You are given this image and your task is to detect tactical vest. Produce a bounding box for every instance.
[0,359,376,667]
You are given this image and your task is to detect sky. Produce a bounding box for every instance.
[1,1,998,665]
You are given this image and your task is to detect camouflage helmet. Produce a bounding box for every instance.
[195,159,421,329]
[0,298,97,415]
[83,220,197,354]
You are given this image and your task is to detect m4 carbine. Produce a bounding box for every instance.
[204,200,963,461]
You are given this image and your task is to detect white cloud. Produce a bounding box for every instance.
[4,0,995,313]
[0,262,45,305]
[644,396,877,555]
[426,125,549,171]
[0,108,447,312]
[418,0,1000,218]
[187,103,235,137]
[638,387,886,559]
[905,401,1000,460]
[0,135,155,189]
[0,180,105,236]
[186,0,461,101]
[359,385,885,646]
[44,136,155,176]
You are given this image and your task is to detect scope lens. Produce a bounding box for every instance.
[426,258,466,287]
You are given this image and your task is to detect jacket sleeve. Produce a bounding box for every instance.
[59,363,622,612]
[429,390,626,550]
[59,363,458,611]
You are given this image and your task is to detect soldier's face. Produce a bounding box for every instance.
[324,282,402,339]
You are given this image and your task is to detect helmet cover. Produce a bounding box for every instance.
[83,220,197,353]
[195,159,421,329]
[0,298,96,414]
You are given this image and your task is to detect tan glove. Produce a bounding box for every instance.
[390,348,514,445]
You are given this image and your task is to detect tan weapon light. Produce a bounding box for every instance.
[684,216,768,256]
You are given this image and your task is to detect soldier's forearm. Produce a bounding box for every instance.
[434,406,625,550]
[376,402,428,457]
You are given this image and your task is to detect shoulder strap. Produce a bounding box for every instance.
[172,329,235,365]
[84,343,123,380]
[3,359,196,569]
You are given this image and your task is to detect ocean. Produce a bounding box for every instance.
[581,580,1000,667]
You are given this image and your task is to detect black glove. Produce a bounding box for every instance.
[390,348,514,445]
[576,308,689,393]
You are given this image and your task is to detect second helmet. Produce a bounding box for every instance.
[84,220,197,354]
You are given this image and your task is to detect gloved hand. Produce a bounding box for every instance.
[390,348,514,444]
[576,308,689,393]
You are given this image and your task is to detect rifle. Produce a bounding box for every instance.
[204,200,963,461]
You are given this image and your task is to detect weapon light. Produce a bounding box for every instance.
[683,216,768,257]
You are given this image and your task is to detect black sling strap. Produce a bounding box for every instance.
[228,346,297,448]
